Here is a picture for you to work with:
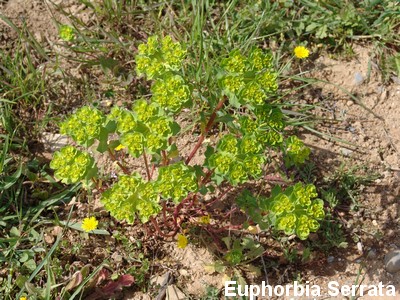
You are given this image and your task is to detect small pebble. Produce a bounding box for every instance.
[327,256,335,263]
[340,148,353,157]
[391,76,400,85]
[354,72,364,85]
[385,250,400,273]
[367,249,377,259]
[357,242,363,254]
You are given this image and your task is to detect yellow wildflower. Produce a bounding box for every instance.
[177,234,188,249]
[198,215,211,224]
[294,46,310,59]
[115,144,125,151]
[81,217,98,232]
[20,297,27,300]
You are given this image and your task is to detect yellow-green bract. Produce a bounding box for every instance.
[60,107,105,147]
[100,174,160,224]
[136,35,186,79]
[237,183,325,240]
[50,146,97,184]
[219,47,278,107]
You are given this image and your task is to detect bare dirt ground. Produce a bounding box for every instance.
[291,44,400,299]
[1,1,400,299]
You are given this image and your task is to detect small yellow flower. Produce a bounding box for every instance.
[198,215,211,224]
[20,297,27,300]
[115,144,125,151]
[81,217,98,232]
[177,234,188,249]
[294,46,310,59]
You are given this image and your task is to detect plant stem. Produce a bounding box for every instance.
[172,193,193,227]
[185,96,227,165]
[142,152,151,181]
[150,216,178,237]
[107,148,130,175]
[200,169,214,187]
[161,150,168,166]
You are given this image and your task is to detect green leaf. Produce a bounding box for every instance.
[10,226,20,237]
[23,259,37,272]
[99,56,119,72]
[96,127,110,153]
[0,163,23,190]
[15,275,28,289]
[305,22,319,32]
[170,122,181,136]
[316,24,328,39]
[19,252,29,263]
[166,143,179,159]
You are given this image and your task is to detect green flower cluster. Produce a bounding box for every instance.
[263,183,324,240]
[220,48,277,107]
[136,35,186,79]
[108,102,179,156]
[157,162,198,203]
[109,107,137,134]
[284,136,311,167]
[132,99,159,122]
[135,36,191,113]
[101,174,160,223]
[60,106,105,147]
[151,74,191,113]
[208,134,265,185]
[59,25,74,41]
[238,104,285,148]
[224,249,243,265]
[50,146,97,184]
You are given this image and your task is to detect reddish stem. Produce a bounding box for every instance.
[142,152,151,181]
[200,169,214,187]
[150,164,156,179]
[107,148,130,175]
[172,193,194,227]
[185,96,227,165]
[161,150,169,166]
[150,216,178,237]
[205,186,233,207]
